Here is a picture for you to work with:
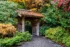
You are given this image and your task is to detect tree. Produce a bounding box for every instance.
[8,0,45,11]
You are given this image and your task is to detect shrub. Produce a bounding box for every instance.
[65,36,70,47]
[40,25,50,36]
[45,26,70,47]
[0,23,16,37]
[45,27,65,42]
[62,35,70,47]
[42,5,61,27]
[0,1,21,25]
[16,31,32,41]
[0,32,32,47]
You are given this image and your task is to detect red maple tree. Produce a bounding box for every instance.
[54,0,70,11]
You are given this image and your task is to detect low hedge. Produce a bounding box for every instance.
[45,26,70,47]
[0,32,32,47]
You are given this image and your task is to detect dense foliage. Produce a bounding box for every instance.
[45,27,70,47]
[42,5,70,28]
[40,1,70,46]
[0,32,32,47]
[0,1,21,25]
[41,0,70,29]
[8,0,46,11]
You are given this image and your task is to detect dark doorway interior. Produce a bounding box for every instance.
[25,21,32,34]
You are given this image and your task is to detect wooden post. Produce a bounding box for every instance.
[17,17,22,31]
[32,25,36,36]
[32,20,40,36]
[22,17,25,32]
[17,23,22,31]
[36,22,40,36]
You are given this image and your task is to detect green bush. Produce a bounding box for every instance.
[0,32,32,47]
[42,5,60,27]
[16,32,32,41]
[0,1,22,25]
[40,25,50,36]
[45,27,64,42]
[45,27,70,47]
[41,3,70,28]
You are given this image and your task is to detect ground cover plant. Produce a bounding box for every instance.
[0,32,32,47]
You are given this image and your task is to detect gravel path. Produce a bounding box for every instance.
[18,36,63,47]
